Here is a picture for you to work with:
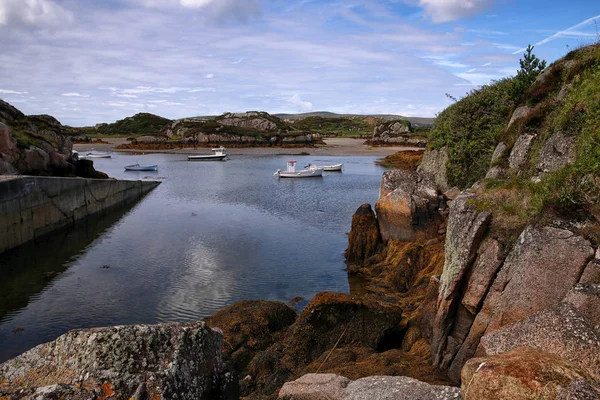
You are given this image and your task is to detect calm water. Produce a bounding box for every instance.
[0,152,386,362]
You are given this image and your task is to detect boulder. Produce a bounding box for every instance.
[508,134,535,170]
[536,131,576,173]
[278,373,350,400]
[345,203,382,264]
[507,105,532,129]
[204,300,297,374]
[218,111,286,132]
[278,374,461,400]
[0,122,17,156]
[0,322,238,399]
[562,284,600,327]
[479,303,600,379]
[23,146,50,173]
[0,99,25,124]
[282,293,403,365]
[462,348,600,400]
[75,159,109,179]
[483,226,593,333]
[417,147,449,192]
[489,142,507,165]
[485,165,507,179]
[375,170,438,242]
[579,257,600,285]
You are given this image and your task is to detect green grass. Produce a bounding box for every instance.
[291,116,372,137]
[95,113,172,135]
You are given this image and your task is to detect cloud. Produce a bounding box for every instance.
[62,92,90,97]
[418,0,495,23]
[204,73,214,78]
[288,94,313,112]
[0,88,27,94]
[132,0,260,22]
[513,14,600,54]
[0,0,73,27]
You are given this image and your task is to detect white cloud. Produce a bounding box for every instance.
[418,0,495,23]
[288,94,313,112]
[132,0,260,22]
[204,73,214,78]
[0,88,27,94]
[117,94,138,98]
[62,92,90,97]
[434,60,468,68]
[0,0,73,27]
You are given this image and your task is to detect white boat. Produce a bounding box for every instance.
[80,151,112,159]
[124,163,158,171]
[275,160,323,178]
[307,163,343,172]
[188,146,228,161]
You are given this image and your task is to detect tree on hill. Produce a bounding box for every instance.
[512,45,547,99]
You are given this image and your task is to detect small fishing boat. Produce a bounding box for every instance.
[81,151,112,159]
[188,146,228,161]
[307,163,343,171]
[124,163,158,171]
[275,160,323,178]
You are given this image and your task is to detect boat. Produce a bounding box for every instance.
[124,163,158,171]
[80,151,112,159]
[188,146,228,161]
[275,160,323,178]
[307,163,343,171]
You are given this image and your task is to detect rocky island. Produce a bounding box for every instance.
[1,43,600,399]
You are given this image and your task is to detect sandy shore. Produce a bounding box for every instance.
[74,137,423,157]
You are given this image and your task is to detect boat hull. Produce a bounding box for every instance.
[308,163,343,171]
[188,155,227,161]
[82,154,112,159]
[124,165,158,171]
[278,169,323,178]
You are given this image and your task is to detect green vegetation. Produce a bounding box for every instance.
[435,42,600,241]
[95,113,172,135]
[292,116,372,137]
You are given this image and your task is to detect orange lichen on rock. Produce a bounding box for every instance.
[376,150,425,170]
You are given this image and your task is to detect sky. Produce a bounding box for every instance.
[0,0,598,126]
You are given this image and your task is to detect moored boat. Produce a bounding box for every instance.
[307,163,343,171]
[124,163,158,171]
[275,160,323,178]
[80,151,112,159]
[188,146,228,161]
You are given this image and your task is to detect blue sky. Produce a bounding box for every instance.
[0,0,598,126]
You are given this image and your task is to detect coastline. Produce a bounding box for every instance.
[74,137,424,157]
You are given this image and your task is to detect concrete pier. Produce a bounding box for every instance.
[0,176,161,254]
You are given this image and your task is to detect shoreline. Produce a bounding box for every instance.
[74,137,425,157]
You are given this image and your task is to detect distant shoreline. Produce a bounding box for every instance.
[74,137,425,157]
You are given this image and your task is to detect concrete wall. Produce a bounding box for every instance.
[0,176,160,254]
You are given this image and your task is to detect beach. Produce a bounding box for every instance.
[74,137,424,157]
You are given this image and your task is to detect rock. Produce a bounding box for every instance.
[557,83,572,101]
[431,194,490,366]
[483,226,593,333]
[508,134,535,170]
[0,99,25,124]
[438,194,491,300]
[278,373,350,400]
[507,105,532,129]
[0,122,17,156]
[562,284,600,332]
[490,142,507,165]
[75,159,109,179]
[461,238,505,315]
[205,300,296,374]
[0,322,238,399]
[417,147,449,192]
[282,293,403,365]
[23,146,50,173]
[442,186,461,200]
[278,374,461,400]
[536,131,576,173]
[579,259,600,285]
[480,302,600,379]
[485,165,507,179]
[462,347,600,400]
[345,203,382,264]
[375,170,438,242]
[218,111,287,132]
[134,135,164,143]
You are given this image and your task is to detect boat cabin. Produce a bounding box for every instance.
[286,160,297,172]
[212,147,226,156]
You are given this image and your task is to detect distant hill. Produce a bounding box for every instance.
[94,113,172,136]
[272,111,435,127]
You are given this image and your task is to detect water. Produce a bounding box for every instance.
[0,152,386,362]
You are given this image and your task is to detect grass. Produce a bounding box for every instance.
[291,116,373,137]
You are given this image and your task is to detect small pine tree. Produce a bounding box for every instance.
[511,45,547,100]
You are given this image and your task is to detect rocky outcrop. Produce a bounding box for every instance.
[431,194,491,368]
[563,284,600,327]
[462,348,600,400]
[375,169,439,242]
[0,322,238,399]
[507,105,532,129]
[508,133,535,170]
[217,111,288,132]
[204,300,297,377]
[438,225,593,381]
[536,131,576,173]
[279,374,461,400]
[345,203,382,264]
[417,147,449,192]
[0,99,25,124]
[372,120,425,146]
